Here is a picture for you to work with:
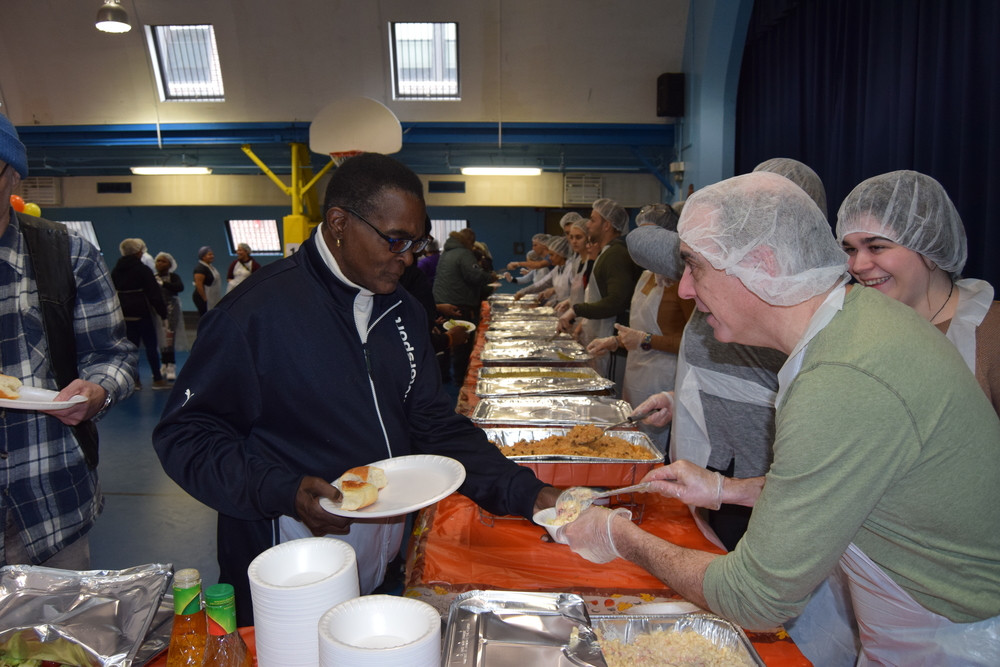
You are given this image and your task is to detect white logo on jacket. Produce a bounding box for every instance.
[395,316,418,399]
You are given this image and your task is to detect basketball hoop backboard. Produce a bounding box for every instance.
[309,97,403,156]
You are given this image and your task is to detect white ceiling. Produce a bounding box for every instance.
[0,0,689,176]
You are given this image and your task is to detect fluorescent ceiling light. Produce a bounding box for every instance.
[460,167,542,176]
[95,1,132,33]
[130,166,212,175]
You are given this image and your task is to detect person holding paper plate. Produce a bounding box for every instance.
[0,112,137,571]
[154,153,558,626]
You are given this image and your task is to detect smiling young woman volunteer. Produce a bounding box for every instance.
[837,170,1000,415]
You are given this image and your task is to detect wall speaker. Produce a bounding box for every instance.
[656,73,685,118]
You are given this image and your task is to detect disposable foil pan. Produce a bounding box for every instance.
[443,590,606,667]
[481,341,590,364]
[0,563,172,667]
[485,329,572,342]
[591,614,765,666]
[490,305,558,318]
[471,396,632,426]
[481,427,661,486]
[486,319,560,332]
[476,366,614,397]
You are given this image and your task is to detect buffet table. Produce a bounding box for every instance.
[402,300,810,665]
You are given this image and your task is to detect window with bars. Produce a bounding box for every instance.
[225,219,282,255]
[390,22,459,100]
[146,24,225,102]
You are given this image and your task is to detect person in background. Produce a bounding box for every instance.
[557,198,643,378]
[226,243,261,294]
[416,238,441,283]
[0,112,136,569]
[192,245,221,319]
[513,235,572,305]
[137,238,155,273]
[154,251,186,382]
[505,233,552,285]
[587,204,695,453]
[837,170,999,415]
[564,217,594,306]
[561,172,1000,664]
[153,153,556,625]
[112,238,169,390]
[433,228,498,384]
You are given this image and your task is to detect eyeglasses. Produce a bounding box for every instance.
[342,207,430,254]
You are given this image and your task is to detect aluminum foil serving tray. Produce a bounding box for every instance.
[471,396,633,426]
[481,340,590,364]
[476,366,614,397]
[482,426,658,462]
[592,613,764,666]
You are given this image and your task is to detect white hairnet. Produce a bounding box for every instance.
[560,212,584,228]
[592,198,629,233]
[753,158,828,219]
[532,233,548,243]
[570,217,589,233]
[155,251,178,272]
[636,203,679,231]
[835,170,966,276]
[546,235,570,258]
[119,238,143,256]
[678,172,848,307]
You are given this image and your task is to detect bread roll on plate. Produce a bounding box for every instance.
[0,374,22,400]
[339,480,378,511]
[340,465,388,490]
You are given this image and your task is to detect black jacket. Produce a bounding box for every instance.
[111,254,167,321]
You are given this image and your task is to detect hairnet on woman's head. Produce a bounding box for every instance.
[559,212,584,229]
[835,170,966,276]
[592,198,629,232]
[155,251,178,272]
[532,233,548,243]
[198,245,213,259]
[678,172,848,307]
[636,203,680,231]
[546,235,570,258]
[753,158,828,220]
[570,217,589,233]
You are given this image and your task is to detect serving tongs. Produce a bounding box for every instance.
[553,481,654,523]
[577,408,655,447]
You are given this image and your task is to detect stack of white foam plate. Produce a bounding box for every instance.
[318,595,442,666]
[248,537,360,667]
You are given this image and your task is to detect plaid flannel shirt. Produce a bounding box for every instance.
[0,212,136,563]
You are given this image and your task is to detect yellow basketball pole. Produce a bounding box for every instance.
[241,142,336,255]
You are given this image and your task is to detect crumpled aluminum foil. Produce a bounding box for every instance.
[0,562,172,666]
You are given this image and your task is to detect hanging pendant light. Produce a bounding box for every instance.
[95,0,132,33]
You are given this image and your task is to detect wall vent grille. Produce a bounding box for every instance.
[18,177,62,206]
[563,174,602,205]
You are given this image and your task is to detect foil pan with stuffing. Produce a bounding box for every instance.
[0,563,172,666]
[591,614,765,666]
[482,427,659,462]
[476,366,615,397]
[443,590,606,666]
[472,396,633,426]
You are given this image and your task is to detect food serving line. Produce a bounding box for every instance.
[402,295,810,665]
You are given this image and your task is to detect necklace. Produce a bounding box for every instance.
[929,281,955,323]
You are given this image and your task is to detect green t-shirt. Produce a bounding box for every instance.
[704,286,1000,630]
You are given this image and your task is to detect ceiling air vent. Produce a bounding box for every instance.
[18,177,62,206]
[563,174,602,206]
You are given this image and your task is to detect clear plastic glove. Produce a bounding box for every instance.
[557,308,576,332]
[503,271,514,282]
[641,460,725,510]
[519,267,531,276]
[586,336,618,357]
[614,323,647,351]
[554,299,572,315]
[632,391,674,428]
[571,321,585,344]
[513,290,524,301]
[558,505,632,563]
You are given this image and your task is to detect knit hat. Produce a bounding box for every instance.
[198,245,213,259]
[0,113,28,179]
[545,235,570,258]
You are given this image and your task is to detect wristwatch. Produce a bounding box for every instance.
[640,332,653,351]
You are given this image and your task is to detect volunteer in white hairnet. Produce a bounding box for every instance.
[586,204,694,453]
[837,170,999,415]
[557,198,643,378]
[505,233,552,285]
[560,171,1000,664]
[513,235,572,305]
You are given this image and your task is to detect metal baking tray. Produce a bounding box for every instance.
[476,366,615,397]
[472,396,633,426]
[486,319,560,331]
[592,614,764,666]
[489,306,559,319]
[481,341,590,364]
[481,427,659,463]
[443,590,604,667]
[485,329,572,342]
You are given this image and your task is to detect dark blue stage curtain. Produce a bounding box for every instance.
[736,0,1000,286]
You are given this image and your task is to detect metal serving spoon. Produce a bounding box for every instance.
[552,481,654,525]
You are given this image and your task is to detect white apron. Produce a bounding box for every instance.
[227,260,255,293]
[580,247,616,378]
[569,259,587,306]
[623,272,675,453]
[945,279,994,372]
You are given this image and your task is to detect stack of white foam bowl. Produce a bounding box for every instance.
[248,537,360,667]
[318,594,442,666]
